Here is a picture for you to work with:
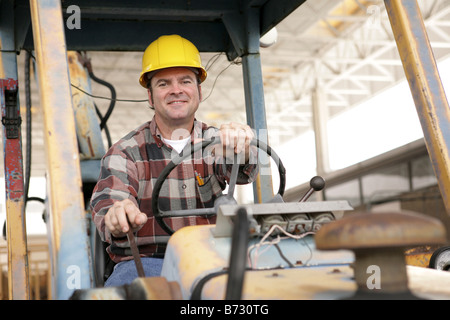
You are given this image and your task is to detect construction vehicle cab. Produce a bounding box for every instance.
[1,0,450,301]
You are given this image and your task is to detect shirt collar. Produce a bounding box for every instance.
[150,115,207,148]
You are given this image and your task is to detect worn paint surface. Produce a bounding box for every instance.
[67,51,105,160]
[29,0,92,299]
[315,211,446,250]
[1,74,30,300]
[405,245,437,268]
[161,225,354,299]
[385,0,450,215]
[160,225,450,300]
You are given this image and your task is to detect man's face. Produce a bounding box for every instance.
[148,67,202,125]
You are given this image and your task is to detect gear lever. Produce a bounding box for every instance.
[299,176,325,202]
[126,224,146,278]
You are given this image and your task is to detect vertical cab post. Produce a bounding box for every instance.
[0,0,30,300]
[29,0,93,299]
[223,8,274,203]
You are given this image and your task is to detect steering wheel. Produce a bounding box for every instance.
[151,136,286,235]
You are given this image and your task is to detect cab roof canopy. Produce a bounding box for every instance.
[15,0,307,58]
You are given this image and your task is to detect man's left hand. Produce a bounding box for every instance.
[218,122,254,162]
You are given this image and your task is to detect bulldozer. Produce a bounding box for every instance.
[0,0,450,302]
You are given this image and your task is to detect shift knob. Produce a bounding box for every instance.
[310,176,325,191]
[299,176,325,202]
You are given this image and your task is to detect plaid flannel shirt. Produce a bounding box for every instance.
[90,117,258,262]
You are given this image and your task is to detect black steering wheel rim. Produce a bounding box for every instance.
[151,137,286,235]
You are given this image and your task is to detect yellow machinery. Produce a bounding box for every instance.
[1,0,450,301]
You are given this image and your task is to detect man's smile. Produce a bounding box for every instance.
[167,99,187,105]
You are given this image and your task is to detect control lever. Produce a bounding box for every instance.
[126,222,145,278]
[299,176,325,202]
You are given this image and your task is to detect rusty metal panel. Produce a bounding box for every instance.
[405,245,437,268]
[0,78,30,300]
[0,0,30,300]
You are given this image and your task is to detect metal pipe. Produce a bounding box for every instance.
[384,0,450,215]
[29,0,92,299]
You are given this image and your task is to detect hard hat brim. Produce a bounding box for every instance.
[139,66,207,88]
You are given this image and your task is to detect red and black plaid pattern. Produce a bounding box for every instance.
[90,117,258,262]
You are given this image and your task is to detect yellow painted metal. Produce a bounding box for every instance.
[384,0,450,215]
[405,252,432,268]
[163,226,355,299]
[5,201,30,300]
[233,265,450,300]
[202,266,357,300]
[404,246,437,268]
[164,226,227,298]
[67,51,105,160]
[133,277,183,300]
[163,225,450,299]
[254,173,273,204]
[0,0,30,300]
[29,0,92,299]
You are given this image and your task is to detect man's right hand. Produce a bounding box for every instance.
[104,199,148,237]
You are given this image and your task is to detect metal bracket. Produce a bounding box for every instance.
[1,88,21,139]
[212,200,353,237]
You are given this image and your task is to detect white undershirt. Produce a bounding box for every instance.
[161,136,191,153]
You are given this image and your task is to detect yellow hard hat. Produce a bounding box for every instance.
[139,34,207,88]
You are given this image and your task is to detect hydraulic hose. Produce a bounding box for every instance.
[24,51,32,203]
[94,103,112,148]
[87,70,116,130]
[81,54,117,147]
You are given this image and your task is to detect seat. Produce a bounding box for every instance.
[93,228,116,287]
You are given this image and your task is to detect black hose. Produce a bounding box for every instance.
[24,51,32,204]
[225,207,249,300]
[88,71,116,130]
[94,103,112,148]
[80,55,116,142]
[23,52,45,210]
[190,269,228,300]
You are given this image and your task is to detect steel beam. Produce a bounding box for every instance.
[29,0,92,299]
[385,0,450,215]
[223,9,274,203]
[0,0,30,300]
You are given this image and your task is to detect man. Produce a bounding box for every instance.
[90,34,258,287]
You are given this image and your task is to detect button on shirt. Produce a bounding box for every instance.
[90,116,258,262]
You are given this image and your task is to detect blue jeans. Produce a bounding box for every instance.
[104,257,164,287]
